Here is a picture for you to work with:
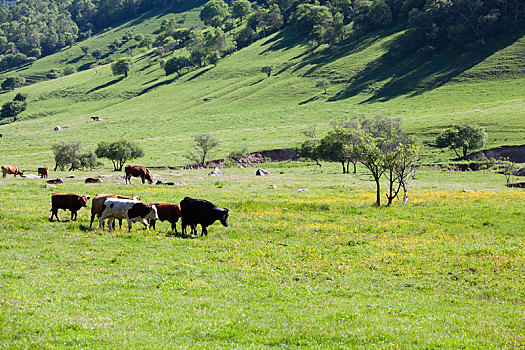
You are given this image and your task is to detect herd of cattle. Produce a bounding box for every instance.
[2,164,229,236]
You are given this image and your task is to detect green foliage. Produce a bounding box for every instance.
[164,56,191,76]
[228,147,248,161]
[1,76,24,90]
[232,0,252,22]
[200,0,229,26]
[436,123,488,159]
[52,142,99,171]
[46,68,63,79]
[315,78,330,94]
[138,35,154,49]
[95,139,144,171]
[235,25,258,48]
[261,65,272,77]
[91,49,102,59]
[185,134,220,167]
[80,45,90,55]
[63,65,76,75]
[0,100,26,122]
[111,58,132,78]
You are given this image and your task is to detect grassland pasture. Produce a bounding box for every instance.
[0,164,524,348]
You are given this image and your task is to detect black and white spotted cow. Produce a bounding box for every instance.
[99,198,158,232]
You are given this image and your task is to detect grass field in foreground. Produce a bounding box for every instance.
[0,163,524,349]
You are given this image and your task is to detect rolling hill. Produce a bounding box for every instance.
[0,3,524,170]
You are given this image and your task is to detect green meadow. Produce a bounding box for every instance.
[0,3,524,348]
[0,164,524,349]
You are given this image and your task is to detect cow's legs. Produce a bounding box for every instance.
[141,219,149,231]
[201,225,208,236]
[108,218,115,232]
[149,219,156,230]
[127,219,133,232]
[50,209,59,222]
[170,221,178,233]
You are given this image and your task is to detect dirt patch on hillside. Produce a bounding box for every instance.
[148,148,299,170]
[464,144,525,163]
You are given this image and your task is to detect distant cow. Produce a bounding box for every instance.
[50,193,90,222]
[38,167,49,178]
[47,178,63,184]
[1,165,23,178]
[148,202,182,233]
[91,116,100,121]
[125,165,153,184]
[85,177,102,183]
[0,133,3,138]
[180,197,229,236]
[90,193,140,229]
[99,198,158,232]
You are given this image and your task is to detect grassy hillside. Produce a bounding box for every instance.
[0,6,524,171]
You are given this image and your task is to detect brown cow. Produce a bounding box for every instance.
[2,165,23,178]
[38,167,49,178]
[47,178,63,184]
[90,193,140,229]
[85,177,102,183]
[148,202,182,233]
[125,165,153,184]
[50,193,90,222]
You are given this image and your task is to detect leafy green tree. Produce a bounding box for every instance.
[164,56,190,76]
[52,142,99,171]
[1,76,24,90]
[91,49,102,59]
[81,45,90,55]
[187,29,207,67]
[0,100,26,122]
[232,0,252,22]
[111,58,132,78]
[95,140,145,171]
[261,65,272,77]
[315,78,330,94]
[436,123,488,159]
[235,25,258,48]
[299,138,322,167]
[185,134,220,167]
[138,34,153,48]
[200,0,229,26]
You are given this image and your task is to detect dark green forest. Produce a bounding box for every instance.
[0,0,524,72]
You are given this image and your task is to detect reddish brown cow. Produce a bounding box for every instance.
[50,193,90,222]
[90,193,140,229]
[85,177,102,183]
[148,202,182,232]
[2,165,23,178]
[38,167,49,178]
[125,165,153,184]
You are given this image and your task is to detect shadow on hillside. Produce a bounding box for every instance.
[88,78,122,93]
[330,31,525,103]
[138,76,178,95]
[187,67,213,81]
[67,55,84,64]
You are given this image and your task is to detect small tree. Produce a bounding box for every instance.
[52,142,99,171]
[232,0,252,22]
[95,140,145,171]
[91,49,102,59]
[200,0,229,26]
[185,134,219,167]
[1,76,25,91]
[80,45,90,55]
[261,65,272,77]
[1,92,27,122]
[111,58,132,78]
[436,123,487,159]
[503,159,519,185]
[164,56,190,76]
[315,78,330,94]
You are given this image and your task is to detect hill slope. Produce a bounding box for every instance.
[0,6,524,170]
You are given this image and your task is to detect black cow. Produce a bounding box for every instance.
[180,197,229,236]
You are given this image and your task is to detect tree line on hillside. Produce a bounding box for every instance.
[0,0,523,74]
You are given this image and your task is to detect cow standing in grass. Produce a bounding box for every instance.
[125,165,153,184]
[99,198,158,232]
[90,193,140,229]
[180,197,229,236]
[50,193,90,222]
[148,202,182,233]
[2,165,23,178]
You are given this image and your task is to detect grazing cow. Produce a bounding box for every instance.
[99,198,158,232]
[91,116,100,121]
[2,165,23,178]
[85,177,102,183]
[0,133,3,138]
[180,197,229,236]
[50,193,90,222]
[38,167,49,178]
[90,193,140,229]
[148,202,182,232]
[47,178,63,184]
[125,165,153,184]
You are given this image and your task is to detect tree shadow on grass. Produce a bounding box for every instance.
[299,96,319,105]
[330,31,525,103]
[87,78,122,93]
[187,67,213,81]
[249,78,264,86]
[138,76,178,95]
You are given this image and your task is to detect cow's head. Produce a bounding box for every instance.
[145,172,154,185]
[79,195,90,207]
[220,208,229,227]
[18,170,24,176]
[147,204,159,221]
